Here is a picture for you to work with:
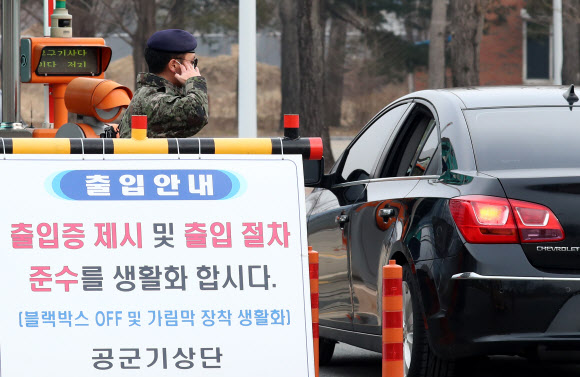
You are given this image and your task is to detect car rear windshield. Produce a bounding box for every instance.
[464,107,580,171]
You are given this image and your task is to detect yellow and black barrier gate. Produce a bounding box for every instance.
[0,115,323,160]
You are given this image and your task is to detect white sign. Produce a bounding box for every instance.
[0,154,314,376]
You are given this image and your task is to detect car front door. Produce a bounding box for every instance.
[308,102,411,331]
[348,102,442,335]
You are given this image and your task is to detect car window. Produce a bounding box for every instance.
[464,107,580,170]
[340,104,409,183]
[380,105,438,177]
[407,120,440,176]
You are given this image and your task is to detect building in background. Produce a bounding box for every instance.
[480,0,551,86]
[415,0,558,89]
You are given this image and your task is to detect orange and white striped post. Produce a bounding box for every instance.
[309,246,320,377]
[382,260,404,377]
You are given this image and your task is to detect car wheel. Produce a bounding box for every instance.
[403,264,455,377]
[319,337,336,366]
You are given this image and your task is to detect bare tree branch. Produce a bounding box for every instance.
[100,0,135,38]
[159,0,179,29]
[326,0,375,32]
[21,2,43,25]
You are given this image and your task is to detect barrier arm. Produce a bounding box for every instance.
[0,115,323,161]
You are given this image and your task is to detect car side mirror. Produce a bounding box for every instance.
[303,158,324,187]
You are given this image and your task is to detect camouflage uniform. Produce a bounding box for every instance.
[119,72,208,138]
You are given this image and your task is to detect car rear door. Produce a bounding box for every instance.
[307,103,411,331]
[348,102,442,334]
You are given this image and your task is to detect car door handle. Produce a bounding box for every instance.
[378,208,395,220]
[335,214,349,226]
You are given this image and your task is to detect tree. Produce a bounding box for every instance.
[448,0,490,86]
[279,0,301,127]
[428,0,448,88]
[281,0,431,166]
[92,0,156,86]
[67,0,109,37]
[562,0,580,84]
[297,0,335,167]
[324,17,348,128]
[329,0,431,82]
[98,0,251,87]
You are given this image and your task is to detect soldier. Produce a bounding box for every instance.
[119,29,209,138]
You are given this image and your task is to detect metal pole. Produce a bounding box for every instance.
[553,0,563,85]
[1,0,23,128]
[43,0,53,128]
[238,0,257,138]
[44,0,51,36]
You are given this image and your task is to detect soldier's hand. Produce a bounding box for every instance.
[175,60,201,85]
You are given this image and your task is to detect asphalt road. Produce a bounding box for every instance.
[320,343,381,376]
[320,343,580,377]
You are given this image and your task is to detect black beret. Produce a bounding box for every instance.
[147,29,197,53]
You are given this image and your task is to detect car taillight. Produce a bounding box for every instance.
[449,195,565,244]
[449,196,518,243]
[509,199,564,242]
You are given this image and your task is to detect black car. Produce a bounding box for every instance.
[306,86,580,377]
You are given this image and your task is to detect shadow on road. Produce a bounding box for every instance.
[459,356,580,377]
[321,344,580,377]
[320,344,380,377]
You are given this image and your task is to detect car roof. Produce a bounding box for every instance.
[408,86,576,109]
